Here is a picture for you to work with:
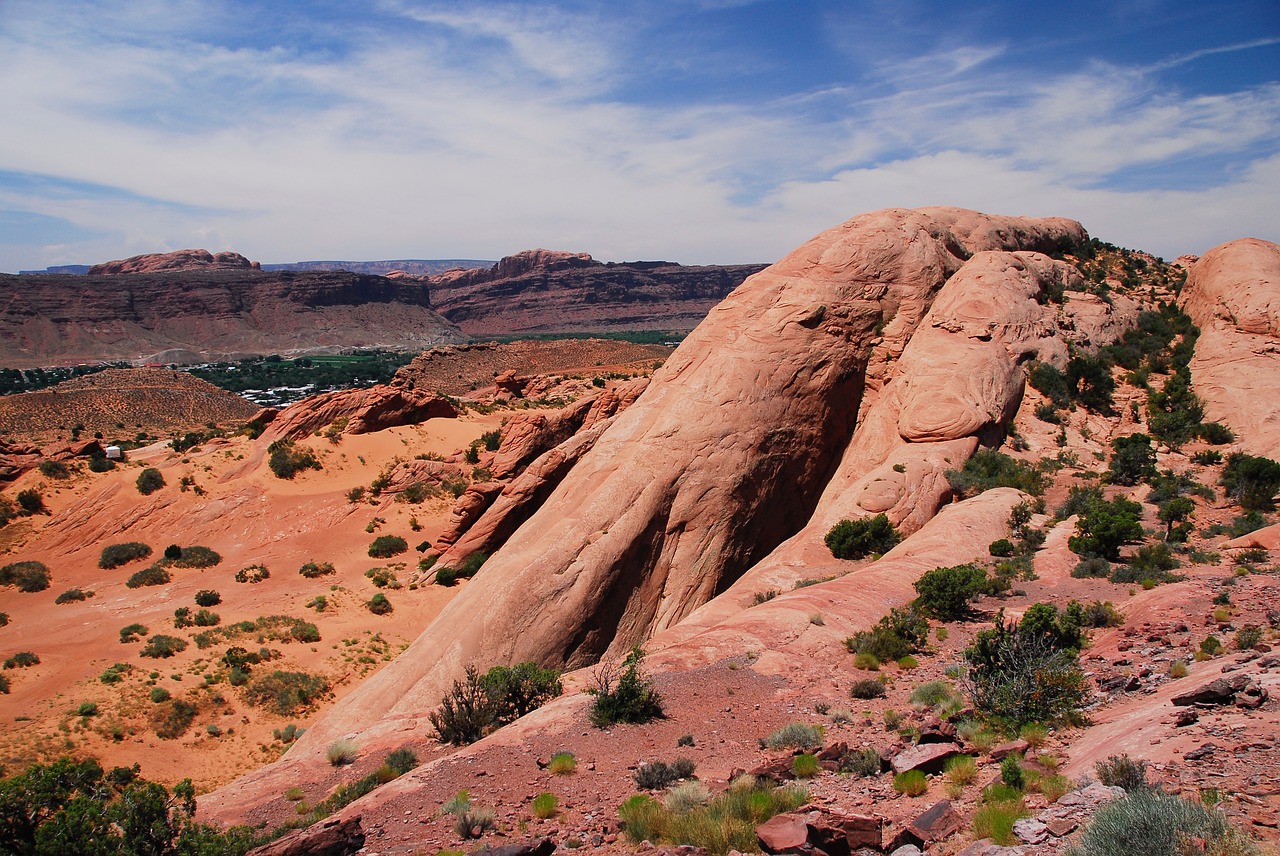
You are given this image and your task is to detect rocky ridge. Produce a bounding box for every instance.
[425,249,768,337]
[0,266,467,367]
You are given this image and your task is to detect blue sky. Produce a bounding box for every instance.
[0,0,1276,272]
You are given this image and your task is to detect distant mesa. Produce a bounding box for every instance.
[426,248,768,337]
[88,248,260,275]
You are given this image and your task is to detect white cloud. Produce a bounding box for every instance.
[0,0,1276,272]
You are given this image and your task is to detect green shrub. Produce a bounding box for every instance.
[76,701,98,717]
[434,566,458,586]
[88,454,115,472]
[1235,624,1264,651]
[532,792,559,819]
[173,607,194,629]
[588,647,663,728]
[1094,754,1148,791]
[326,739,358,766]
[169,546,221,568]
[99,542,153,569]
[849,678,886,699]
[1107,434,1157,486]
[55,588,91,604]
[1192,449,1224,465]
[459,551,488,578]
[1079,600,1124,628]
[0,758,263,852]
[944,754,977,786]
[99,663,132,684]
[844,607,929,662]
[973,795,1029,846]
[910,680,960,709]
[430,667,494,745]
[367,593,393,615]
[267,439,322,479]
[618,779,806,856]
[549,752,577,775]
[913,563,990,620]
[1071,556,1111,578]
[824,514,901,559]
[119,623,148,643]
[792,754,820,779]
[964,608,1088,727]
[368,535,408,558]
[429,659,564,745]
[1221,453,1280,512]
[1068,495,1144,560]
[244,671,330,716]
[1066,789,1257,856]
[947,450,1046,499]
[1146,370,1205,448]
[151,698,198,739]
[234,564,269,584]
[0,561,51,592]
[38,459,69,479]
[481,662,563,722]
[1198,422,1235,445]
[1200,635,1224,656]
[365,566,398,588]
[892,769,928,796]
[764,722,823,751]
[149,687,171,703]
[194,590,221,607]
[839,748,882,777]
[140,635,187,658]
[3,651,40,669]
[1000,754,1025,788]
[136,468,165,495]
[384,747,418,776]
[1112,543,1180,584]
[193,609,220,627]
[298,561,335,578]
[635,760,689,790]
[988,538,1015,557]
[126,565,171,588]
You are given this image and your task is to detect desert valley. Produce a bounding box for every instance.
[0,206,1276,856]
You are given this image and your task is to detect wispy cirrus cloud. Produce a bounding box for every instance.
[0,0,1276,273]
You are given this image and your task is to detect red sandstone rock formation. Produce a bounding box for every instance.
[213,208,1093,779]
[260,382,458,443]
[88,249,259,275]
[427,249,766,337]
[0,268,466,367]
[1180,238,1280,457]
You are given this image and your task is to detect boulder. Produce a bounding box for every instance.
[887,800,962,850]
[1171,673,1253,706]
[261,384,457,442]
[471,839,555,856]
[756,813,810,853]
[806,809,882,852]
[890,742,963,775]
[989,739,1029,760]
[246,815,364,856]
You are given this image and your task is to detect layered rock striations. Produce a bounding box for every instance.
[426,249,767,336]
[202,207,1097,795]
[1180,237,1280,457]
[0,267,467,367]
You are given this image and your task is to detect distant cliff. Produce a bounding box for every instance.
[426,249,768,337]
[0,266,467,368]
